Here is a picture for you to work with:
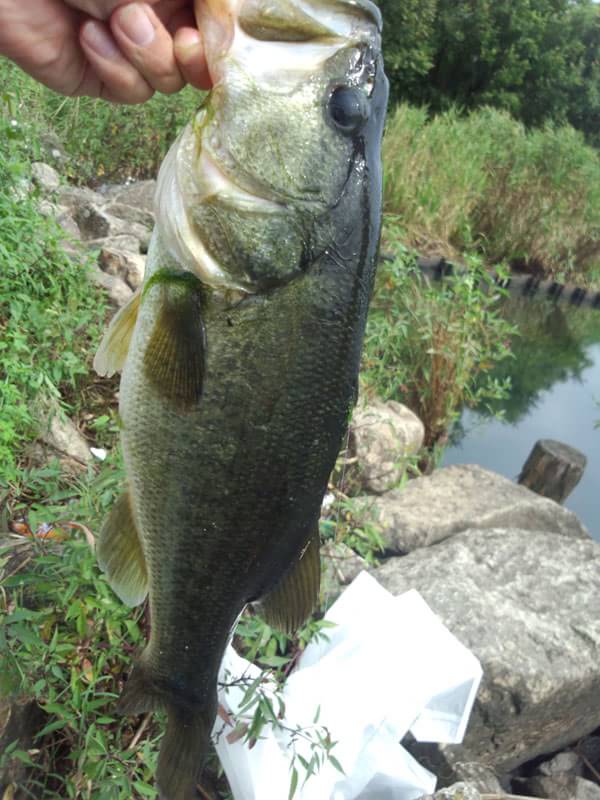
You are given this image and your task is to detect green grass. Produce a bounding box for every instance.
[363,237,515,449]
[1,58,202,185]
[0,114,108,487]
[383,105,600,285]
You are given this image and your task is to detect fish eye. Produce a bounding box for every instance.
[328,86,369,134]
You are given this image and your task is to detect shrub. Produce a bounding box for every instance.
[363,239,514,449]
[383,105,600,283]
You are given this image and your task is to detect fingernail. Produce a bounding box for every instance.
[117,3,155,47]
[176,28,202,51]
[82,21,120,59]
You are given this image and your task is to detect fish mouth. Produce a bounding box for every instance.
[197,0,381,85]
[154,0,383,293]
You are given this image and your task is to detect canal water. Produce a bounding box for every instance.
[443,296,600,540]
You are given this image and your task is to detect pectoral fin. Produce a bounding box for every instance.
[93,290,141,377]
[143,271,206,411]
[256,524,321,635]
[97,491,148,607]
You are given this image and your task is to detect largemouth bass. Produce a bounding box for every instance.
[94,1,387,797]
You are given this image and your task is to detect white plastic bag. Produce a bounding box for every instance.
[214,572,482,800]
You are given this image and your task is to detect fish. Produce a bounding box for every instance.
[93,0,388,797]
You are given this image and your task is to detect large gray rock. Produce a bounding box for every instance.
[444,762,505,795]
[113,179,156,215]
[361,465,589,554]
[376,528,600,772]
[34,397,91,467]
[104,201,154,229]
[31,161,60,193]
[349,400,424,493]
[57,185,105,209]
[89,265,134,307]
[87,233,144,255]
[418,783,482,800]
[74,202,151,246]
[525,751,585,799]
[98,246,146,290]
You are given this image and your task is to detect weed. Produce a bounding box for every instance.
[1,58,202,185]
[363,238,515,448]
[383,105,600,284]
[0,115,107,488]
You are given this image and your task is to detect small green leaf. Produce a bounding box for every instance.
[288,766,299,800]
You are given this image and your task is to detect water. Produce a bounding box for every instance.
[443,297,600,540]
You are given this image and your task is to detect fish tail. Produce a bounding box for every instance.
[156,702,215,800]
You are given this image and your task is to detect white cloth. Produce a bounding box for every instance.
[214,572,482,800]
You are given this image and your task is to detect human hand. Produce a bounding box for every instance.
[0,0,211,104]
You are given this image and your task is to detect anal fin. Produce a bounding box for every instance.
[93,289,141,377]
[97,491,148,607]
[256,523,321,635]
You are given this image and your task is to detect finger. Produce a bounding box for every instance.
[80,19,155,103]
[67,0,160,21]
[174,26,211,90]
[110,3,184,94]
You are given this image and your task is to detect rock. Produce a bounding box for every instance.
[525,751,584,799]
[57,185,105,209]
[349,400,424,493]
[418,782,482,800]
[360,464,589,554]
[376,527,600,772]
[320,542,367,604]
[579,735,600,778]
[37,199,60,218]
[0,696,45,791]
[38,130,69,166]
[73,202,151,245]
[448,762,506,794]
[113,179,156,215]
[104,201,155,229]
[56,210,82,241]
[98,247,146,289]
[89,265,134,307]
[539,751,583,777]
[87,233,144,255]
[31,161,60,193]
[528,776,600,800]
[574,779,600,800]
[34,397,91,467]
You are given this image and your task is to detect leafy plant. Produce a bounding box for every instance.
[0,115,107,488]
[363,239,515,449]
[1,57,202,185]
[383,105,600,283]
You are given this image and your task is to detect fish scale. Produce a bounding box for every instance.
[93,0,387,796]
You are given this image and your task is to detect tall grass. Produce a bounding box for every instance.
[0,116,108,486]
[383,106,600,284]
[363,239,515,450]
[1,58,202,185]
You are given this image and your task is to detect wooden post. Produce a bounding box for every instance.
[518,439,587,504]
